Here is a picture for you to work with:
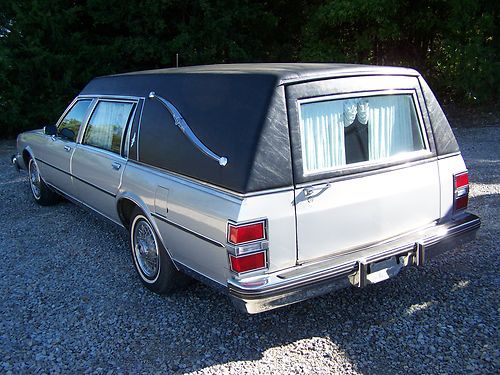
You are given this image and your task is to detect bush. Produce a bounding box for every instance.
[0,0,497,138]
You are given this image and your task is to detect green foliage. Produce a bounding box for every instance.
[0,0,497,138]
[300,0,499,104]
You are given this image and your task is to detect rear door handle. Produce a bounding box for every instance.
[304,183,331,197]
[111,162,122,170]
[64,145,71,152]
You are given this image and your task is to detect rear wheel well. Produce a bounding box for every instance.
[117,198,139,230]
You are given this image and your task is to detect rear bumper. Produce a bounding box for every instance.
[228,213,480,314]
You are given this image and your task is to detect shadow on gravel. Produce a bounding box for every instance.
[1,133,498,374]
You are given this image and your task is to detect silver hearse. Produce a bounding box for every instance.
[12,64,480,313]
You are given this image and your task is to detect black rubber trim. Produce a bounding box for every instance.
[35,158,116,198]
[151,212,225,248]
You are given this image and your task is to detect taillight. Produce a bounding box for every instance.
[228,221,266,245]
[229,252,266,273]
[227,219,268,274]
[454,171,469,212]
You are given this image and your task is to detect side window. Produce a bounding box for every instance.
[299,94,426,175]
[83,101,135,154]
[57,99,92,140]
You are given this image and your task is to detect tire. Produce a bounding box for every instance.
[129,207,186,294]
[28,158,59,206]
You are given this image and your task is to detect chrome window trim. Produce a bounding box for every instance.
[79,98,139,156]
[136,98,146,161]
[122,102,138,158]
[297,89,431,177]
[79,94,145,101]
[55,97,95,137]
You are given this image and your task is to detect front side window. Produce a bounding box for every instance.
[57,99,92,139]
[83,101,135,154]
[299,94,426,174]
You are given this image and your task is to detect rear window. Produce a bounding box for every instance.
[299,93,426,175]
[83,101,135,154]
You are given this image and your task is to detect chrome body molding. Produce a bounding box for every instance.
[148,91,228,166]
[228,213,480,314]
[151,212,225,248]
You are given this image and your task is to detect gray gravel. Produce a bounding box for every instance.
[0,127,498,374]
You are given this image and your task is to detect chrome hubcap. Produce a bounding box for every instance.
[29,160,41,199]
[133,219,159,279]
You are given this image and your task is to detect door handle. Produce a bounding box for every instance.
[304,183,331,197]
[111,162,122,170]
[64,145,71,152]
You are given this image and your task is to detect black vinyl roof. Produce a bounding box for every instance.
[79,63,455,194]
[108,63,419,85]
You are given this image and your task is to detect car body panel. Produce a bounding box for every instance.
[72,145,126,223]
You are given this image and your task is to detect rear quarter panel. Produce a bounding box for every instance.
[120,162,297,285]
[437,154,468,221]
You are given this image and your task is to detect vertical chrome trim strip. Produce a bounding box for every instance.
[136,98,146,162]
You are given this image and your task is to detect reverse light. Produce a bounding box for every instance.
[229,252,266,273]
[228,221,266,245]
[454,172,469,212]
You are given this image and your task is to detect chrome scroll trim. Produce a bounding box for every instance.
[148,91,228,167]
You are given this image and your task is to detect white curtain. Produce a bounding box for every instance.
[368,96,414,160]
[300,94,422,174]
[300,100,346,173]
[85,102,133,152]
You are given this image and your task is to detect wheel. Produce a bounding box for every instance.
[28,158,59,206]
[129,207,186,294]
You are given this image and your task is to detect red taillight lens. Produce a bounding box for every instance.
[228,221,265,244]
[229,252,265,273]
[455,172,469,188]
[454,172,469,212]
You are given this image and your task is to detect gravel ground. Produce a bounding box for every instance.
[0,127,498,374]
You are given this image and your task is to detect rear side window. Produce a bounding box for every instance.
[57,99,92,138]
[299,94,425,174]
[83,101,135,154]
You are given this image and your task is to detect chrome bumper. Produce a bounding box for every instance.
[228,213,480,314]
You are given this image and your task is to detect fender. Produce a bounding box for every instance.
[115,190,179,269]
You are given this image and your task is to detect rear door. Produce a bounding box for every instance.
[286,75,441,262]
[71,99,138,222]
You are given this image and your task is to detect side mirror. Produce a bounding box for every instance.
[44,124,57,136]
[59,127,76,142]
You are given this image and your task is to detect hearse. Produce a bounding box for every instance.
[12,64,480,313]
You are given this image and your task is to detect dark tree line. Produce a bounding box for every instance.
[0,0,497,138]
